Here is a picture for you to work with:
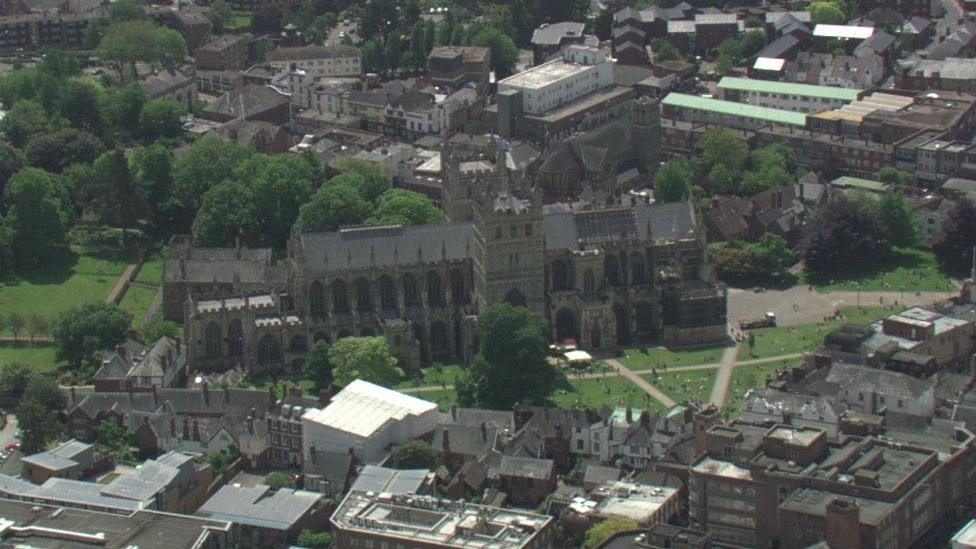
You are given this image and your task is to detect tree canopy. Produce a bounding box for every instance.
[386,440,440,469]
[933,198,976,274]
[52,302,132,368]
[329,336,403,388]
[457,303,554,409]
[584,519,640,549]
[802,194,890,276]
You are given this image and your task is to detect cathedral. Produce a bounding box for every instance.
[174,139,728,374]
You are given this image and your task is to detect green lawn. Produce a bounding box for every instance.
[228,11,251,29]
[618,344,727,371]
[800,247,958,293]
[742,306,889,360]
[118,285,158,326]
[395,364,465,389]
[550,374,664,413]
[0,342,60,373]
[0,247,132,335]
[724,358,799,415]
[411,389,457,411]
[643,368,717,406]
[135,249,166,285]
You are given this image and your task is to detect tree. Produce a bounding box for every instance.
[386,32,403,72]
[61,78,106,137]
[52,302,131,368]
[172,138,254,226]
[362,38,387,74]
[155,27,188,62]
[714,53,733,76]
[878,192,916,248]
[296,531,332,549]
[332,157,390,203]
[649,38,681,62]
[92,149,142,230]
[741,30,767,58]
[0,142,22,206]
[473,28,518,77]
[191,180,259,247]
[386,440,439,469]
[142,319,181,342]
[802,194,889,276]
[697,127,749,175]
[239,154,316,247]
[94,420,129,458]
[208,0,233,32]
[27,314,49,343]
[109,0,146,21]
[584,518,640,548]
[0,362,33,396]
[1,99,51,148]
[810,1,846,24]
[2,168,70,263]
[716,38,743,62]
[303,340,333,389]
[877,166,912,185]
[294,182,371,233]
[752,233,796,278]
[139,100,184,141]
[264,471,296,490]
[112,82,147,136]
[457,304,554,410]
[25,128,104,173]
[6,313,23,342]
[654,160,692,202]
[328,336,403,388]
[933,198,976,274]
[96,20,160,81]
[132,144,175,224]
[18,376,66,454]
[366,189,442,226]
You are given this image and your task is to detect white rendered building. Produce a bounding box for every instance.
[497,45,613,115]
[302,379,437,463]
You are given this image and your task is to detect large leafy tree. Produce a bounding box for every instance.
[52,302,131,368]
[96,20,160,81]
[172,138,253,226]
[584,519,640,549]
[294,181,371,233]
[654,160,692,202]
[132,144,175,225]
[25,128,104,173]
[60,78,106,137]
[303,340,333,389]
[331,157,390,203]
[328,336,403,389]
[802,194,889,276]
[92,149,142,230]
[696,127,749,175]
[191,180,259,247]
[111,82,147,136]
[0,362,33,396]
[1,99,51,148]
[238,154,316,247]
[473,28,518,77]
[878,192,916,248]
[457,303,554,410]
[2,168,70,263]
[139,99,185,141]
[386,440,439,469]
[367,189,442,226]
[0,142,23,206]
[933,198,976,274]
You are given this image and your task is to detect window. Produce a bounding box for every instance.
[525,224,533,236]
[510,226,517,237]
[495,227,503,239]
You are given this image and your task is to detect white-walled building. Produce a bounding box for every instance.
[266,45,363,78]
[302,380,437,463]
[497,45,613,115]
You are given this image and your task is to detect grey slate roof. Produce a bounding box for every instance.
[543,201,697,251]
[297,223,475,270]
[266,44,361,62]
[826,363,932,399]
[493,455,553,480]
[197,484,322,530]
[204,85,289,119]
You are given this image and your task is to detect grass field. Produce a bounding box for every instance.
[618,344,728,371]
[118,285,158,326]
[550,374,664,412]
[0,342,59,373]
[228,11,251,29]
[0,247,132,335]
[644,368,717,406]
[800,247,958,293]
[135,249,166,285]
[413,389,457,411]
[742,306,889,359]
[396,364,465,389]
[724,358,799,415]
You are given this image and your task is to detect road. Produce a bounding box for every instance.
[727,287,957,327]
[0,414,18,451]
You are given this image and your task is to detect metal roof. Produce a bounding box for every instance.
[302,380,437,439]
[717,77,860,101]
[662,93,808,126]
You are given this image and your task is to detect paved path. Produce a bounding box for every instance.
[139,288,163,331]
[604,358,676,408]
[0,335,53,343]
[105,263,138,305]
[709,344,740,407]
[728,287,957,328]
[0,415,18,451]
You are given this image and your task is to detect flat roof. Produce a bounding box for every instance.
[831,176,889,192]
[813,24,874,39]
[953,519,976,548]
[753,57,786,71]
[498,57,600,90]
[718,76,860,102]
[663,93,807,126]
[691,457,753,480]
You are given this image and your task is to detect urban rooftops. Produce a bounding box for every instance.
[662,93,808,126]
[717,76,861,102]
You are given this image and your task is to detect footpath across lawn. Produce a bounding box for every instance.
[799,247,958,293]
[642,368,717,407]
[0,247,133,335]
[618,344,727,371]
[550,374,664,413]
